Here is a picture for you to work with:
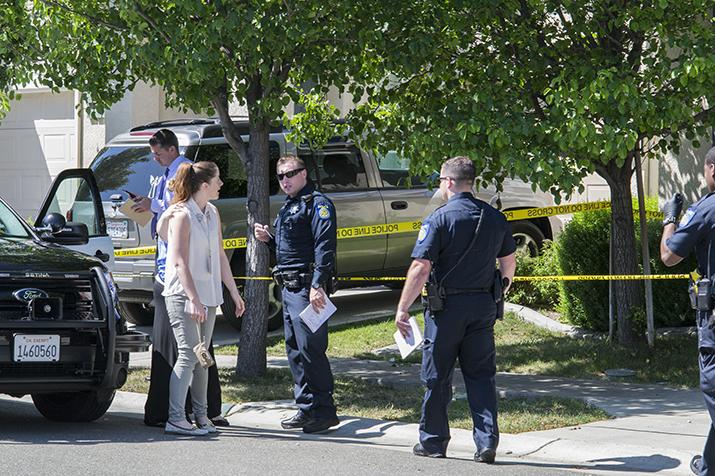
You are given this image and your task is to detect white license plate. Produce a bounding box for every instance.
[13,334,60,362]
[107,219,128,239]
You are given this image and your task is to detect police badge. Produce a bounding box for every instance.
[317,204,331,219]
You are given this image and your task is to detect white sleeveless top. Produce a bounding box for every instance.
[162,198,223,307]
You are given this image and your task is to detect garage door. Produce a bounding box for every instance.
[0,90,76,220]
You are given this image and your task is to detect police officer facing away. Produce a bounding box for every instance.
[396,156,516,464]
[660,146,715,475]
[254,155,340,434]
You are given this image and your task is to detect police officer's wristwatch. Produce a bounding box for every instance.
[311,282,321,290]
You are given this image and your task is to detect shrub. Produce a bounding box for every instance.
[557,202,696,331]
[510,240,560,310]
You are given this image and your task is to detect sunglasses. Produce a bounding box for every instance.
[277,168,305,180]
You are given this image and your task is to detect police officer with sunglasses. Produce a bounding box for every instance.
[254,155,339,434]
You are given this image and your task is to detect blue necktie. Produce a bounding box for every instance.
[151,168,170,238]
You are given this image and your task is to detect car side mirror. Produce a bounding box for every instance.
[39,212,67,234]
[36,213,89,245]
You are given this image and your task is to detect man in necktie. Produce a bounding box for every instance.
[132,129,227,428]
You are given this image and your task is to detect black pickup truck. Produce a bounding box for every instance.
[0,169,149,422]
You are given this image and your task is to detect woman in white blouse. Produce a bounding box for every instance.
[157,161,245,436]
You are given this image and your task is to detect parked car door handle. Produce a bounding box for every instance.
[391,201,408,210]
[95,250,111,262]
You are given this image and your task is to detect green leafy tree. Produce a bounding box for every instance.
[0,1,36,116]
[26,0,382,375]
[354,0,715,344]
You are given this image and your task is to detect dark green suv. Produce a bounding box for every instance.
[0,169,150,422]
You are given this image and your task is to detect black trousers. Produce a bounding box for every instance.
[143,280,222,426]
[697,312,715,475]
[419,293,499,454]
[282,286,337,419]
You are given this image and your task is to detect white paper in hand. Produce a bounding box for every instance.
[299,296,337,333]
[393,316,423,359]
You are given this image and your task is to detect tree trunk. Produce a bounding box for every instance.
[235,114,271,377]
[597,158,641,345]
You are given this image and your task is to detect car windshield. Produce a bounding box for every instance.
[89,146,168,201]
[0,199,31,238]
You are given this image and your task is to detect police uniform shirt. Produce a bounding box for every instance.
[412,192,516,290]
[666,192,715,276]
[270,182,337,288]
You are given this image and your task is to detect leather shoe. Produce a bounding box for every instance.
[412,443,446,458]
[691,455,702,475]
[475,448,496,464]
[210,416,230,427]
[281,411,310,429]
[302,416,340,434]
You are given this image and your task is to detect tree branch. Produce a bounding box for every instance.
[133,3,171,45]
[211,81,248,163]
[39,0,127,32]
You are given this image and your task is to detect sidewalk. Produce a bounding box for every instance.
[129,350,705,474]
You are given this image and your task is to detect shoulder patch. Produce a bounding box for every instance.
[679,208,696,227]
[417,223,430,243]
[317,204,331,220]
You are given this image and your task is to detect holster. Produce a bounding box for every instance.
[493,269,505,320]
[325,275,338,296]
[421,282,445,313]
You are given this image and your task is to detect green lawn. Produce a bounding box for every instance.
[216,315,425,360]
[124,367,608,434]
[217,312,699,388]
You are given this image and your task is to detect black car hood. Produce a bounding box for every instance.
[0,237,101,274]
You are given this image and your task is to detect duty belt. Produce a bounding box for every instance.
[442,287,490,295]
[273,269,312,289]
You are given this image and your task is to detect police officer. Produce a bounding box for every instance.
[395,156,516,464]
[660,146,715,475]
[254,154,340,434]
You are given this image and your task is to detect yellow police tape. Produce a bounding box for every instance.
[111,273,690,282]
[113,200,664,258]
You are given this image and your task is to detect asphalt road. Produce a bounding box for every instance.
[133,286,409,345]
[0,396,580,476]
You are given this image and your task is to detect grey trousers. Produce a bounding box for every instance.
[165,294,217,422]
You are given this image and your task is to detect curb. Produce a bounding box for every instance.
[505,302,698,339]
[223,399,696,475]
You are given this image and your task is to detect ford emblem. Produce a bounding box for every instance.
[13,288,49,304]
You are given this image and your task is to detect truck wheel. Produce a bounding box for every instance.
[221,281,284,332]
[118,302,154,326]
[511,220,545,257]
[32,390,115,422]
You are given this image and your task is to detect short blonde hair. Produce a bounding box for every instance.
[276,155,305,170]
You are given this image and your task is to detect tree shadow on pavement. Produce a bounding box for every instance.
[585,454,681,473]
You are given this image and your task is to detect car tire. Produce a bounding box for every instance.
[510,220,545,257]
[118,301,154,326]
[32,390,115,422]
[221,281,284,332]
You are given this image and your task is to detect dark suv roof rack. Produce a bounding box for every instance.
[129,116,255,132]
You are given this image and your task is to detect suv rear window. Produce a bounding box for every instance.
[196,142,282,198]
[300,146,369,192]
[90,146,193,200]
[375,150,428,188]
[90,146,166,200]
